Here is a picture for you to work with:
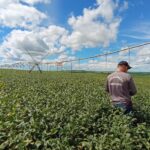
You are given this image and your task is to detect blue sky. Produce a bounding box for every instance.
[0,0,150,71]
[37,0,150,43]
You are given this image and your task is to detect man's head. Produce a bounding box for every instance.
[117,61,132,72]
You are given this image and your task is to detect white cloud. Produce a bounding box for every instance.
[134,45,150,64]
[20,0,50,5]
[73,60,117,71]
[61,0,122,51]
[0,25,67,63]
[119,1,128,12]
[0,0,130,70]
[136,45,150,56]
[123,21,150,40]
[118,46,131,56]
[54,53,76,63]
[115,44,150,71]
[0,0,47,29]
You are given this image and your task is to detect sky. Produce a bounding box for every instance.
[0,0,150,72]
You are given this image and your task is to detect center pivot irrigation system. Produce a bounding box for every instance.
[0,42,150,73]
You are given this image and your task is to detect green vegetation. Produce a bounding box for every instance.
[0,70,150,150]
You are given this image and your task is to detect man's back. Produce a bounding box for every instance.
[106,71,137,105]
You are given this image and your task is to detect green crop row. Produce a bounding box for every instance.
[0,70,150,150]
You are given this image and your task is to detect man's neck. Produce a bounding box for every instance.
[116,70,126,73]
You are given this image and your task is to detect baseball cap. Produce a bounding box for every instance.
[118,61,132,69]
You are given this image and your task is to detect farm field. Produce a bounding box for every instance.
[0,70,150,150]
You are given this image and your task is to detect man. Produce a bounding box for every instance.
[105,61,137,113]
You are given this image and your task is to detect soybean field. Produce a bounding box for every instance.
[0,70,150,150]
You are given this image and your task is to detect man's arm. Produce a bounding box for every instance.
[105,79,109,93]
[129,77,137,96]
